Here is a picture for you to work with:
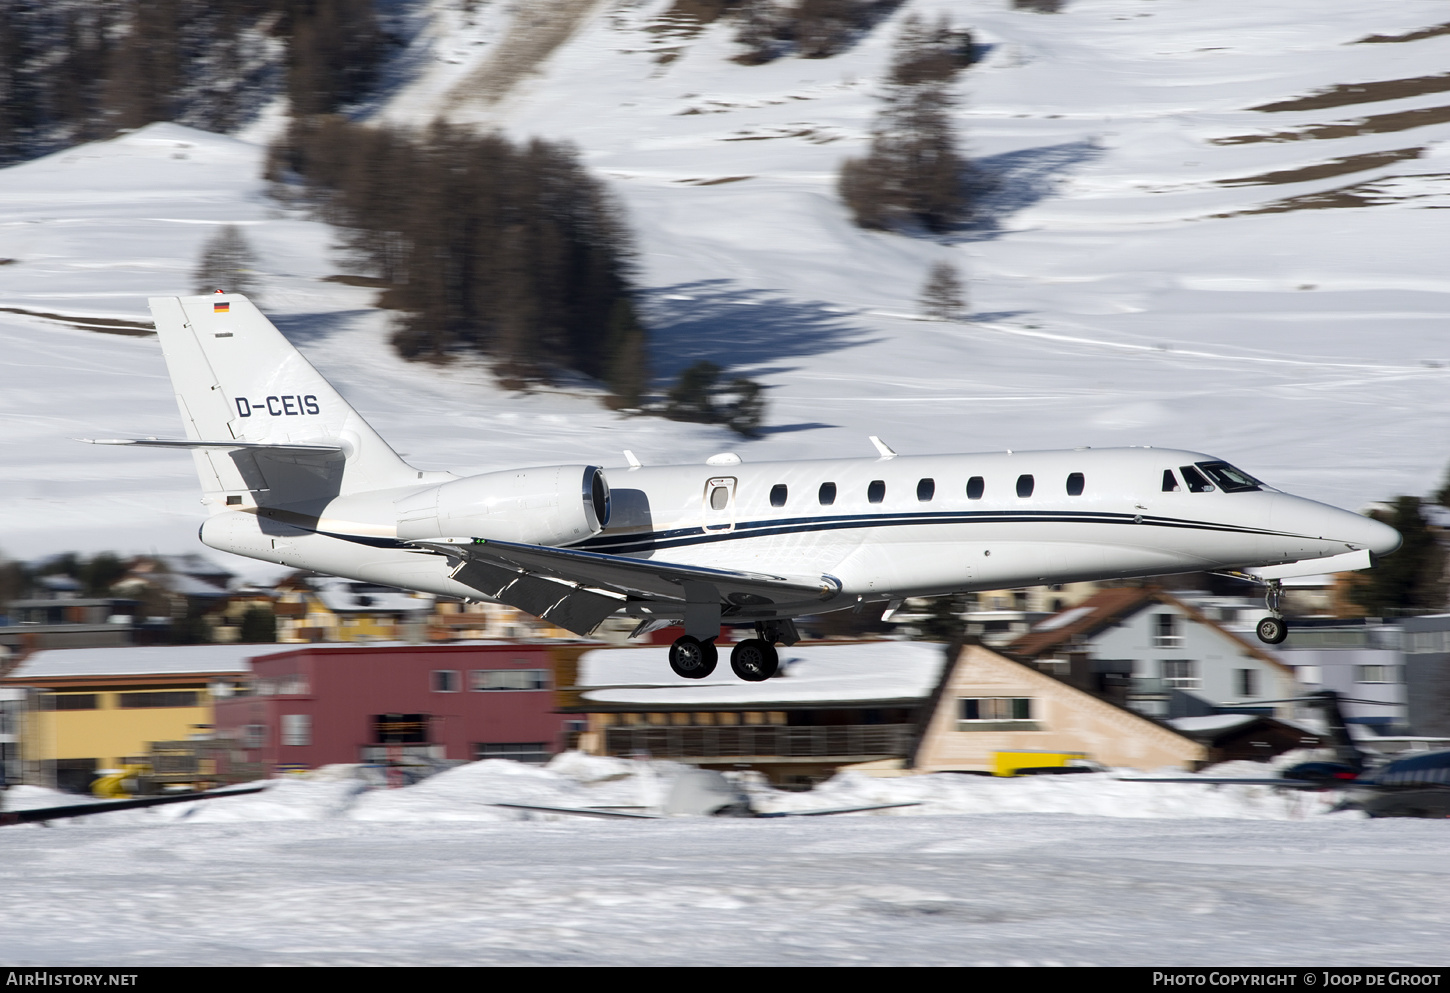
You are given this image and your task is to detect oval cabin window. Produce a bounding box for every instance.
[966,476,984,500]
[769,484,787,508]
[819,482,837,506]
[917,478,935,502]
[1066,472,1085,496]
[1016,474,1034,498]
[867,480,886,504]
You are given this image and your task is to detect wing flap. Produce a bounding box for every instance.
[424,536,840,605]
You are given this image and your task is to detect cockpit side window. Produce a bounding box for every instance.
[1162,470,1180,492]
[1196,461,1264,493]
[1179,465,1215,493]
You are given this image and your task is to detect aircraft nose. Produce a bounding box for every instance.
[1339,509,1402,557]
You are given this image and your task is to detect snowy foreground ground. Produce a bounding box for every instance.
[3,756,1448,966]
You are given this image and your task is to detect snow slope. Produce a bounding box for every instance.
[5,0,1450,568]
[3,757,1447,966]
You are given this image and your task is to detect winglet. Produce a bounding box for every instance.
[869,436,896,459]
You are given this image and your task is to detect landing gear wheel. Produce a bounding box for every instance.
[669,636,717,679]
[730,639,779,682]
[1256,616,1288,645]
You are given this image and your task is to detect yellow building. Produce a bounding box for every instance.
[2,644,261,793]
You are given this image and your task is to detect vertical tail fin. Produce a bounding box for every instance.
[148,294,419,508]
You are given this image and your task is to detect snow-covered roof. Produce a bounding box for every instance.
[1170,715,1257,734]
[577,642,949,707]
[5,644,282,679]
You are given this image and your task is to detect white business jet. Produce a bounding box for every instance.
[92,295,1401,681]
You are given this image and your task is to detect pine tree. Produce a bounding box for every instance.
[920,261,966,320]
[193,224,260,297]
[1347,497,1446,615]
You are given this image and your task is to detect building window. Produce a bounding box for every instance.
[117,691,200,709]
[41,694,99,711]
[1161,660,1199,689]
[471,669,550,691]
[1153,614,1181,648]
[243,724,267,749]
[1237,669,1257,697]
[959,698,1033,721]
[281,714,311,746]
[1357,665,1399,683]
[474,743,550,764]
[431,670,459,693]
[769,484,788,507]
[374,714,429,744]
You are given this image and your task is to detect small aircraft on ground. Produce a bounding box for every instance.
[1124,691,1450,818]
[493,768,917,819]
[92,295,1401,681]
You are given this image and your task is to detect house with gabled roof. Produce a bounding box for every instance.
[1006,586,1303,721]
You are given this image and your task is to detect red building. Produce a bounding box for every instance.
[213,644,571,774]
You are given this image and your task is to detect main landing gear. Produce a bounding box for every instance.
[668,622,788,681]
[1255,579,1288,645]
[668,636,718,679]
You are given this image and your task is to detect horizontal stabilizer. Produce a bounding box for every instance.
[85,438,343,455]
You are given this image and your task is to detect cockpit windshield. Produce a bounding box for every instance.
[1195,461,1265,493]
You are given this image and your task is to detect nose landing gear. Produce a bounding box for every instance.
[1255,580,1288,645]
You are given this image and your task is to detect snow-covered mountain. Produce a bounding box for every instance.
[5,0,1450,570]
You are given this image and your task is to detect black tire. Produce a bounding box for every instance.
[669,636,718,679]
[1256,616,1287,645]
[730,639,779,682]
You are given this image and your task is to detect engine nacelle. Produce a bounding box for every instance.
[396,464,610,545]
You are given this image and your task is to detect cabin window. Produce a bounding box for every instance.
[1016,474,1034,498]
[818,482,837,506]
[710,485,730,510]
[966,476,984,500]
[1197,461,1264,493]
[1162,469,1180,492]
[917,478,935,502]
[769,484,788,508]
[868,480,886,503]
[1179,465,1215,493]
[1066,472,1085,496]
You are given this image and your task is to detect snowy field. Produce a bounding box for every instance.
[2,756,1448,966]
[5,0,1450,571]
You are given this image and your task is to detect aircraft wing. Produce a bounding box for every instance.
[412,536,841,636]
[1117,777,1339,790]
[491,802,661,820]
[0,785,268,826]
[755,802,922,817]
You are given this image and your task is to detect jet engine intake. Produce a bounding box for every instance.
[396,465,609,545]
